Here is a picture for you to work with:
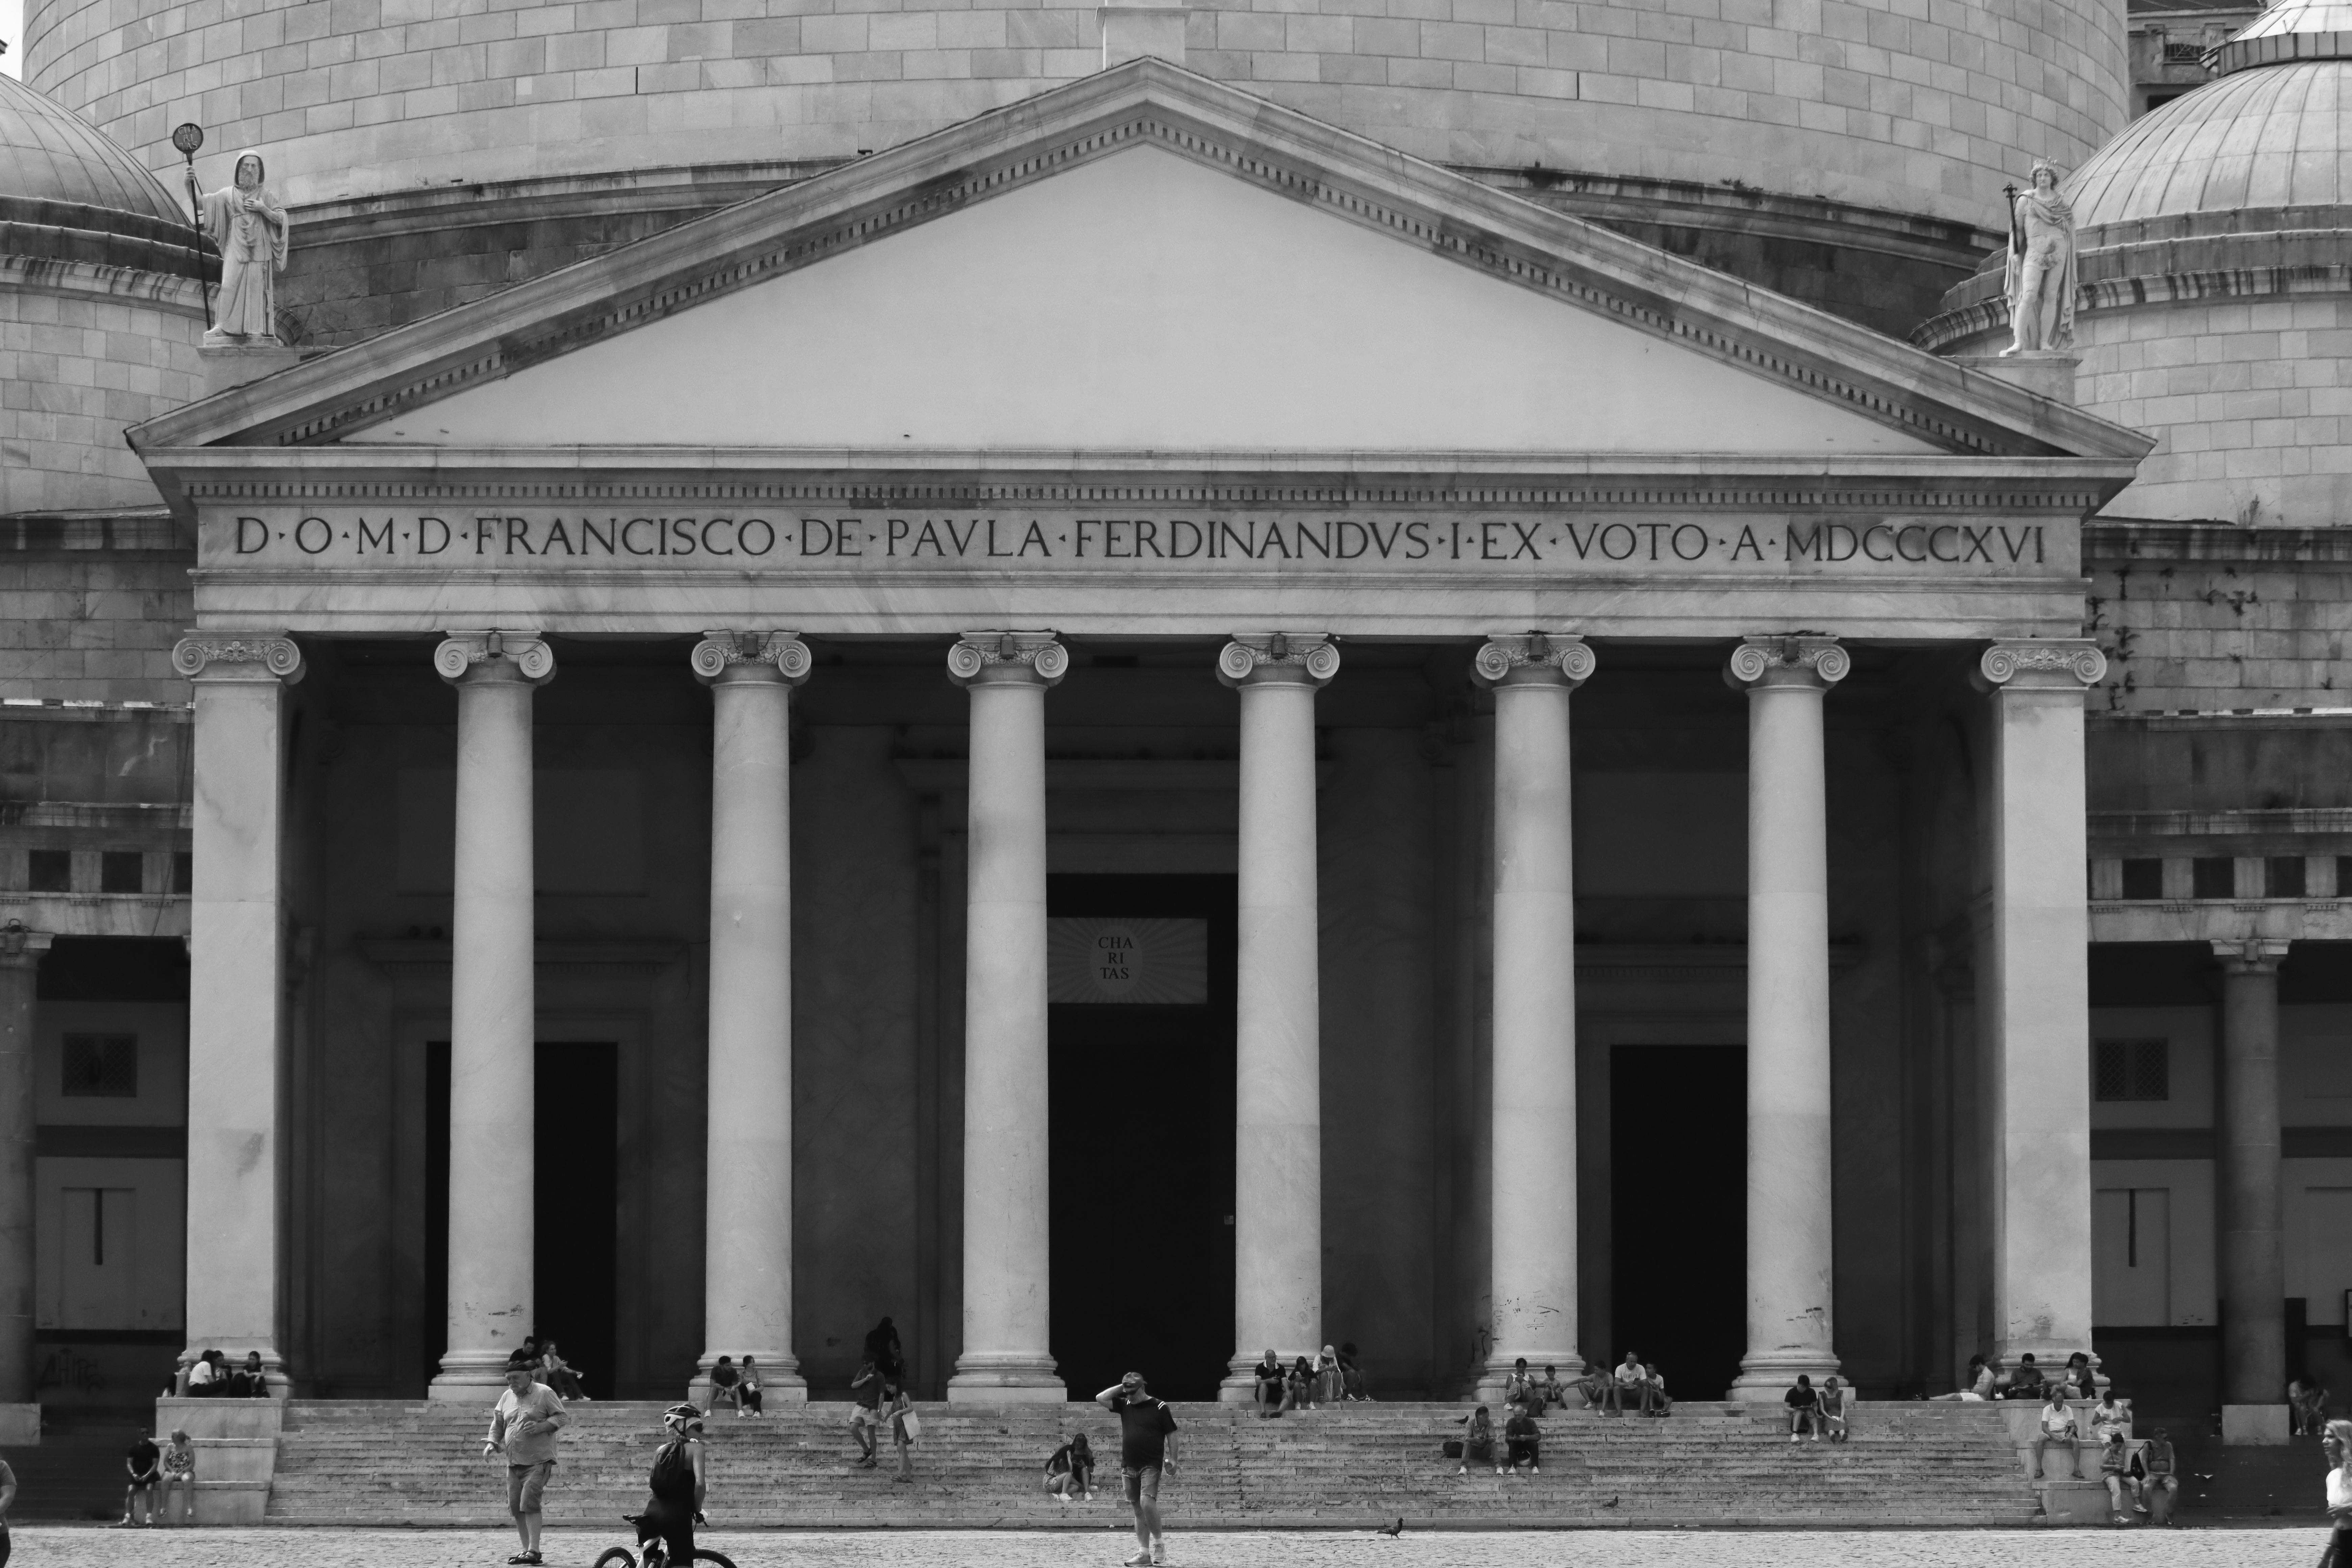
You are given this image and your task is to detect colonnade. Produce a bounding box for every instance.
[167,627,2108,1401]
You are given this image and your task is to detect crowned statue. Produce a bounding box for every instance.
[192,151,291,347]
[2002,160,2077,356]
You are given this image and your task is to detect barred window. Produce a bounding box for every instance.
[2096,1039,2168,1102]
[61,1035,137,1098]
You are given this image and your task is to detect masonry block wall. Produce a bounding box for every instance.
[28,0,2126,227]
[0,280,207,516]
[2087,523,2352,713]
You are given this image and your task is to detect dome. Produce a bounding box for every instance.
[0,71,205,275]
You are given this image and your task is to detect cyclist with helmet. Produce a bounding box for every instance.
[635,1403,708,1567]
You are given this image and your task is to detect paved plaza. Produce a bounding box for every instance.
[4,1529,2327,1567]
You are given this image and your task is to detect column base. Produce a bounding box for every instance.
[1728,1350,1840,1404]
[689,1351,808,1408]
[946,1352,1063,1403]
[430,1347,523,1401]
[2222,1404,2290,1445]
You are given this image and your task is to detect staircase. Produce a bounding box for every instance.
[266,1399,2033,1528]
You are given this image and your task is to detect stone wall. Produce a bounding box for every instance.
[0,517,193,706]
[28,0,2127,228]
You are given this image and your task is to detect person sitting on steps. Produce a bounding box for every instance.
[1785,1375,1821,1442]
[1045,1432,1096,1502]
[1576,1361,1611,1412]
[2292,1377,2330,1437]
[2139,1426,2180,1525]
[2096,1429,2146,1524]
[1503,1403,1541,1475]
[708,1356,741,1414]
[1250,1349,1284,1417]
[1502,1357,1540,1414]
[2000,1353,2044,1401]
[1456,1406,1496,1475]
[2030,1386,2081,1479]
[1606,1351,1646,1416]
[1641,1363,1672,1418]
[737,1356,764,1416]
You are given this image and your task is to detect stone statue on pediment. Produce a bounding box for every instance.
[192,151,291,347]
[2002,161,2077,356]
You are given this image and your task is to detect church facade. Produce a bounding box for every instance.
[0,0,2346,1434]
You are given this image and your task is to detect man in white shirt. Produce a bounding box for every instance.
[1605,1351,1645,1416]
[484,1350,569,1566]
[2029,1387,2080,1480]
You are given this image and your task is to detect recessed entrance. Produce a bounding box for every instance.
[423,1041,619,1393]
[1610,1044,1745,1399]
[1047,875,1236,1401]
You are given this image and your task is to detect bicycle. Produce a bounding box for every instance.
[592,1514,736,1568]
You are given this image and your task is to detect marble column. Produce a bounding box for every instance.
[1217,633,1339,1396]
[1974,641,2105,1375]
[692,632,813,1401]
[1471,634,1593,1396]
[2215,937,2288,1416]
[0,922,49,1405]
[431,631,555,1397]
[1724,635,1847,1398]
[173,633,305,1392]
[945,631,1067,1402]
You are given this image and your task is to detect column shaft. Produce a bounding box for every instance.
[947,632,1065,1401]
[1220,635,1337,1393]
[1978,641,2104,1371]
[2217,944,2286,1410]
[1475,636,1591,1393]
[176,635,303,1389]
[0,932,44,1404]
[433,634,553,1396]
[1726,637,1846,1397]
[696,634,811,1399]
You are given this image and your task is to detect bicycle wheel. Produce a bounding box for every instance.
[593,1547,638,1568]
[692,1551,737,1568]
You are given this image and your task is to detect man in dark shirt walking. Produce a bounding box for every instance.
[1097,1371,1179,1567]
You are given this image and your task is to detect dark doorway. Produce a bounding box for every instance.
[1611,1044,1745,1399]
[1047,875,1235,1401]
[422,1042,620,1394]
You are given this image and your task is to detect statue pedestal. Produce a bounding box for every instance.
[1952,350,2078,407]
[201,341,302,397]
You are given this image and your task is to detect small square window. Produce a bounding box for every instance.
[2120,859,2163,899]
[2192,858,2236,899]
[2267,857,2306,899]
[26,851,70,893]
[61,1035,137,1098]
[2096,1039,2169,1102]
[171,852,192,895]
[99,852,142,894]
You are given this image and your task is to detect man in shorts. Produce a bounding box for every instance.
[483,1348,568,1565]
[1098,1371,1178,1567]
[118,1430,160,1526]
[1785,1374,1820,1442]
[849,1358,883,1467]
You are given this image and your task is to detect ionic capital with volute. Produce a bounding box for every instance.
[1724,635,1849,692]
[1217,632,1339,689]
[434,631,555,687]
[2214,937,2291,975]
[691,630,812,687]
[171,634,304,685]
[1473,632,1595,690]
[947,631,1067,688]
[1975,639,2107,693]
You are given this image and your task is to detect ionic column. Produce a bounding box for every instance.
[0,922,50,1405]
[1472,634,1593,1397]
[1975,640,2105,1376]
[945,631,1067,1402]
[692,632,812,1402]
[2215,937,2288,1427]
[1217,632,1338,1396]
[174,634,305,1392]
[431,631,555,1398]
[1725,635,1847,1398]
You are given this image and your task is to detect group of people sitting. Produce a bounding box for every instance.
[1447,1350,1670,1476]
[2026,1383,2178,1524]
[1247,1343,1370,1415]
[705,1355,768,1415]
[1931,1349,2098,1403]
[1780,1374,1851,1442]
[518,1337,589,1401]
[176,1349,271,1397]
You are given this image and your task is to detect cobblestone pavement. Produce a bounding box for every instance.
[2,1527,2325,1567]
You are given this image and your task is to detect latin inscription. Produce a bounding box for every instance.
[206,511,2061,574]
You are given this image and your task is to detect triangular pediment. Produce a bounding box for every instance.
[128,60,2152,465]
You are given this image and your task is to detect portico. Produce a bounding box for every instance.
[127,63,2148,1404]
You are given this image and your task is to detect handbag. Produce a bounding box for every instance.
[898,1409,922,1445]
[1441,1439,1463,1458]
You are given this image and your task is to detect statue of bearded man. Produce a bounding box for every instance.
[2002,161,2077,356]
[194,151,290,346]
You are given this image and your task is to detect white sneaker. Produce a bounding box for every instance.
[1151,1541,1167,1566]
[1125,1554,1150,1567]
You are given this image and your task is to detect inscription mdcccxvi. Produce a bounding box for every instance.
[212,512,2057,570]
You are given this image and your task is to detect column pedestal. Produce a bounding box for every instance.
[1725,636,1846,1400]
[2216,937,2288,1443]
[1471,634,1592,1400]
[945,632,1067,1403]
[691,633,812,1404]
[174,634,305,1395]
[431,632,555,1399]
[1218,633,1338,1398]
[1975,641,2106,1379]
[0,924,49,1414]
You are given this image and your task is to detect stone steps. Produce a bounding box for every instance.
[263,1399,2033,1527]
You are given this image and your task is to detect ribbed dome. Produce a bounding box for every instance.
[0,73,206,275]
[2066,56,2352,225]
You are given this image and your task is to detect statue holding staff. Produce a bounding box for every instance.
[2002,160,2077,356]
[190,151,290,346]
